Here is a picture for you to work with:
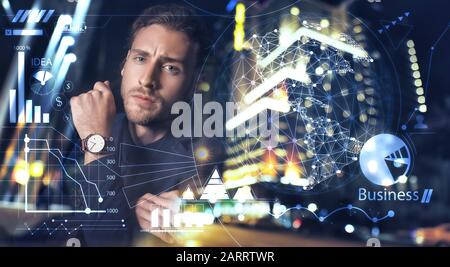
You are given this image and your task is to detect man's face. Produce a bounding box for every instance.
[121,24,198,125]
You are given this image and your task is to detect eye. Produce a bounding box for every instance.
[163,65,180,74]
[133,56,146,63]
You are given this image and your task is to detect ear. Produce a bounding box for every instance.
[121,50,130,76]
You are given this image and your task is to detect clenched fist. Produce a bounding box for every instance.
[70,81,116,140]
[70,81,116,164]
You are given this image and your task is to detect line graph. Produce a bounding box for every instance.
[24,134,105,214]
[24,222,83,235]
[268,204,395,223]
[23,218,126,236]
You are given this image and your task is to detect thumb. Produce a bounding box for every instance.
[103,80,111,89]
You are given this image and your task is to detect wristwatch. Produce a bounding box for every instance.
[81,133,109,154]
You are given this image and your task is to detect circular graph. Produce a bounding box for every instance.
[30,68,56,95]
[359,133,411,186]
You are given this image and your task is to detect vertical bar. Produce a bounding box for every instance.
[162,209,171,228]
[421,189,428,203]
[151,208,159,228]
[12,10,24,23]
[42,9,54,23]
[34,10,47,23]
[9,89,16,123]
[425,189,433,203]
[18,51,25,123]
[27,9,39,23]
[173,213,182,228]
[25,100,32,123]
[42,113,50,123]
[19,10,31,23]
[34,106,41,123]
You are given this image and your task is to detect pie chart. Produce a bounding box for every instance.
[359,134,411,186]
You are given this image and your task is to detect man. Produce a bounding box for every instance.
[69,4,206,246]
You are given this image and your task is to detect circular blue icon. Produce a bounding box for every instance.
[359,134,411,186]
[30,68,55,95]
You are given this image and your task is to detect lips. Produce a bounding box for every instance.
[133,94,157,102]
[130,94,159,108]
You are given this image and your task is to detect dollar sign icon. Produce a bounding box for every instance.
[56,96,63,107]
[52,94,67,111]
[63,81,74,92]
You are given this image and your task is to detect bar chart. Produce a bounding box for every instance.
[5,29,43,36]
[9,50,50,124]
[4,9,54,37]
[149,208,213,232]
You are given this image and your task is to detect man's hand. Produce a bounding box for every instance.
[135,190,181,244]
[70,81,116,164]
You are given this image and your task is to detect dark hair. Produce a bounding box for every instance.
[127,4,208,67]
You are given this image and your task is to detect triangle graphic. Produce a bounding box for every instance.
[211,169,220,179]
[379,20,413,50]
[233,186,255,201]
[182,185,196,200]
[199,168,230,202]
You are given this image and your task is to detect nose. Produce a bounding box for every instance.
[139,61,159,91]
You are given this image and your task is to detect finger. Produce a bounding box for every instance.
[140,192,180,212]
[140,192,157,202]
[143,191,179,201]
[88,89,101,97]
[151,197,181,212]
[136,195,152,207]
[137,200,159,214]
[136,193,160,207]
[136,205,152,222]
[138,219,151,231]
[160,190,180,199]
[93,81,110,93]
[141,193,173,209]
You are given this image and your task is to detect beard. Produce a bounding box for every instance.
[121,86,168,126]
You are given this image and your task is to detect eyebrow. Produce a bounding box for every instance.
[129,48,184,64]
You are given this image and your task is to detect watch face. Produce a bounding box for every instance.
[86,134,105,153]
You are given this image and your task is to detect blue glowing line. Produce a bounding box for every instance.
[424,22,450,100]
[268,204,395,223]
